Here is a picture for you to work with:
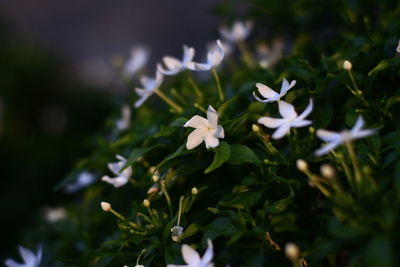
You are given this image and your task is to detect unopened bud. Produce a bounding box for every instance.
[320,164,335,178]
[147,184,160,195]
[143,199,150,208]
[308,126,315,134]
[252,124,260,133]
[191,187,198,195]
[101,202,112,212]
[397,40,400,54]
[296,159,308,172]
[343,60,352,71]
[285,242,300,260]
[152,175,159,182]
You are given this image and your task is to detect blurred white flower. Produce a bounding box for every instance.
[184,105,224,150]
[44,207,67,223]
[207,40,233,56]
[314,116,376,156]
[134,72,164,108]
[167,239,214,267]
[64,171,96,193]
[253,78,296,103]
[157,45,195,75]
[102,155,132,188]
[258,99,313,139]
[125,46,150,76]
[219,20,253,43]
[188,40,224,71]
[171,225,184,242]
[257,40,283,69]
[5,245,42,267]
[397,40,400,54]
[115,105,131,131]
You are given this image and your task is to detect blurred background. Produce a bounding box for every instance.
[0,0,222,257]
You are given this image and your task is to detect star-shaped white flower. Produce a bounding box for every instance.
[101,155,132,188]
[64,171,95,193]
[258,99,313,139]
[5,245,42,267]
[314,116,376,156]
[134,71,164,108]
[124,46,149,76]
[167,239,214,267]
[253,78,296,103]
[187,40,224,71]
[184,105,224,150]
[219,20,253,43]
[397,40,400,54]
[157,45,195,75]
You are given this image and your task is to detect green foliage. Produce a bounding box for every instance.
[15,0,400,266]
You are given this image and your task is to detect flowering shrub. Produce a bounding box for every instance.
[7,0,400,266]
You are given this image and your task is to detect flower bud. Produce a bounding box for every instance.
[152,174,159,182]
[343,60,352,71]
[397,40,400,54]
[308,126,315,134]
[285,242,300,260]
[191,187,199,195]
[101,202,112,212]
[296,159,308,172]
[147,184,160,195]
[143,199,150,208]
[320,164,335,179]
[252,124,260,133]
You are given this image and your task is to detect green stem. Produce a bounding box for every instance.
[345,140,362,186]
[211,68,224,102]
[348,71,369,107]
[187,76,203,101]
[160,183,173,218]
[154,89,183,113]
[237,41,256,68]
[177,196,184,226]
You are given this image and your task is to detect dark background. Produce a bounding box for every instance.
[0,0,220,256]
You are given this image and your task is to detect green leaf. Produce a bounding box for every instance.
[121,145,159,171]
[180,223,200,240]
[157,144,195,170]
[364,235,393,267]
[228,144,260,166]
[204,141,231,173]
[368,59,390,76]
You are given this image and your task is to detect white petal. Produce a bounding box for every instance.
[108,162,122,175]
[219,26,234,42]
[163,56,181,70]
[204,133,220,149]
[351,129,376,139]
[157,63,179,76]
[140,76,155,89]
[186,128,205,150]
[351,116,365,133]
[214,125,224,139]
[102,175,129,188]
[316,129,341,142]
[201,239,214,264]
[297,98,313,120]
[278,101,297,119]
[209,40,224,68]
[182,45,195,65]
[166,265,186,267]
[280,78,296,96]
[182,244,201,265]
[272,123,291,139]
[4,259,25,267]
[291,119,312,128]
[184,115,209,129]
[314,141,341,156]
[18,246,36,265]
[253,92,276,103]
[154,71,164,88]
[257,117,286,128]
[134,93,152,108]
[191,62,212,71]
[255,83,280,99]
[125,47,149,75]
[207,105,218,128]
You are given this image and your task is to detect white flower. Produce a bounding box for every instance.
[314,116,376,156]
[134,71,164,108]
[183,105,224,150]
[115,105,131,131]
[125,46,149,76]
[157,45,195,75]
[397,40,400,54]
[187,40,224,71]
[101,155,132,188]
[207,40,233,56]
[167,239,214,267]
[258,99,313,139]
[219,20,253,43]
[253,78,296,103]
[64,171,95,193]
[5,245,42,267]
[44,207,67,223]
